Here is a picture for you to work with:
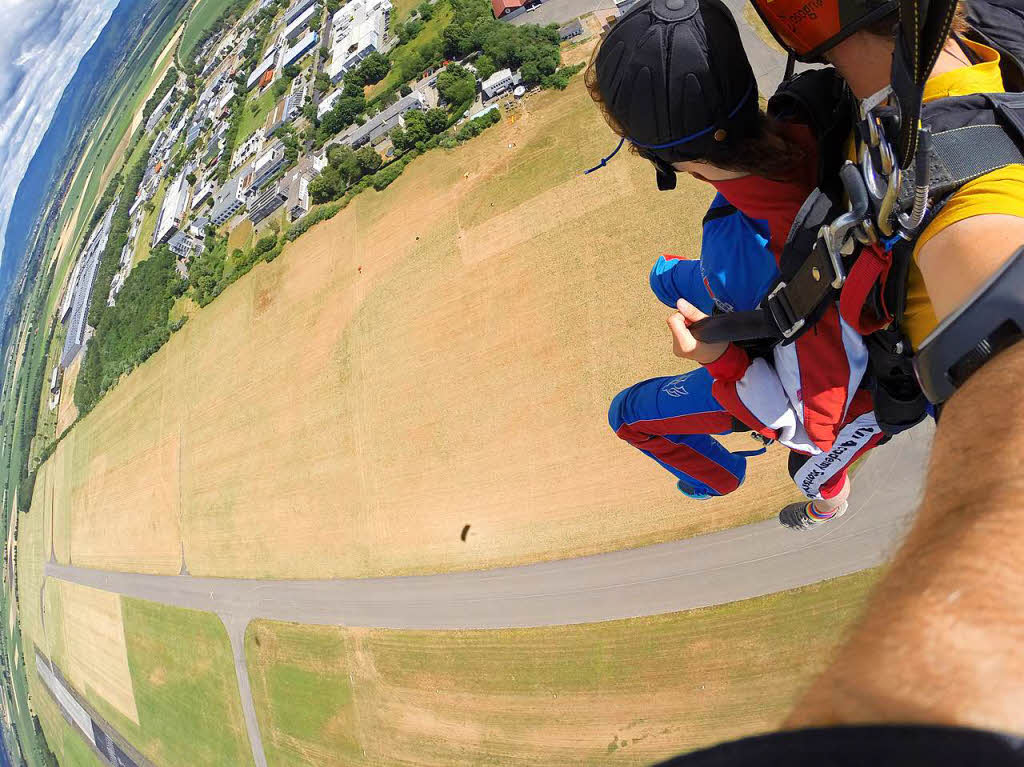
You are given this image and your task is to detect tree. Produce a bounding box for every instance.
[417,0,434,20]
[355,145,382,175]
[424,107,448,134]
[328,144,362,184]
[354,51,391,85]
[186,172,197,186]
[273,78,289,97]
[474,53,496,81]
[436,64,476,107]
[283,64,300,80]
[315,72,332,92]
[400,84,413,96]
[398,18,424,44]
[310,165,342,202]
[326,0,341,11]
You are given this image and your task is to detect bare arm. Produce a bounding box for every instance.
[787,339,1024,734]
[916,215,1024,323]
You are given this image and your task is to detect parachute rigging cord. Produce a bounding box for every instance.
[583,82,756,175]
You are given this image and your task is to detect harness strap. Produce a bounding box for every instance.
[840,243,893,335]
[903,122,1024,198]
[689,242,839,344]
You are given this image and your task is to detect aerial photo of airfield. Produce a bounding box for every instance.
[0,0,931,764]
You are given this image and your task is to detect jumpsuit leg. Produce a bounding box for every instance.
[608,367,749,497]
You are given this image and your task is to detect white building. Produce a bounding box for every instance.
[247,52,279,90]
[481,68,515,100]
[284,4,317,40]
[285,81,308,118]
[326,0,391,82]
[232,128,266,169]
[281,30,319,70]
[247,140,287,191]
[284,0,317,25]
[152,174,191,248]
[210,176,246,226]
[317,87,344,119]
[191,182,215,210]
[342,91,426,148]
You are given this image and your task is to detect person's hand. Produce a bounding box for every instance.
[668,298,729,365]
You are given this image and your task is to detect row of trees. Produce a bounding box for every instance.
[442,0,561,83]
[142,67,177,125]
[75,245,186,414]
[181,0,252,71]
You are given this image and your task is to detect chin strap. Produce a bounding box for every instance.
[583,137,626,175]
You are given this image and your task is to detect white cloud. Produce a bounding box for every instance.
[0,0,120,269]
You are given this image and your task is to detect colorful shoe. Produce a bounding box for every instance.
[677,479,712,500]
[779,500,848,531]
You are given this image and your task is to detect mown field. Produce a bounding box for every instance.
[246,570,880,766]
[19,499,253,767]
[29,72,804,583]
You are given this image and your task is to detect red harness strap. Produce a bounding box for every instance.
[840,242,893,334]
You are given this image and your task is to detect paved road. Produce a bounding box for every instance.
[45,422,932,631]
[46,424,932,767]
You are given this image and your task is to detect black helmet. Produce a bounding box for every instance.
[593,0,759,188]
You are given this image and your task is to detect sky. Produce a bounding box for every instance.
[0,0,120,273]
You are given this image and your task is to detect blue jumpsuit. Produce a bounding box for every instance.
[608,195,780,497]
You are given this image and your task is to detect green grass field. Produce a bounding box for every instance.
[237,87,278,145]
[72,599,255,767]
[246,570,880,766]
[180,0,238,64]
[368,2,455,98]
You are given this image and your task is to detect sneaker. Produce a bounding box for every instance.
[677,479,713,500]
[779,500,848,531]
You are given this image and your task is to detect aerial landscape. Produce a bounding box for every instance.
[0,0,936,764]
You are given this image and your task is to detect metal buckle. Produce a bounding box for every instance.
[766,282,805,340]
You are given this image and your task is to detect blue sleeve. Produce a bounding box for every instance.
[700,201,779,313]
[649,256,715,314]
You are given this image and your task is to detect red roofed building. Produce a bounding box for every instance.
[492,0,525,18]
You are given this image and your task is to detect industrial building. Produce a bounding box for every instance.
[284,4,317,40]
[285,0,317,25]
[247,141,287,192]
[210,176,246,226]
[247,52,279,90]
[248,182,289,224]
[232,128,265,169]
[286,80,308,119]
[326,0,391,82]
[151,173,191,248]
[285,170,311,220]
[281,30,319,70]
[265,98,290,137]
[167,231,203,260]
[343,91,426,148]
[60,203,118,367]
[145,87,175,132]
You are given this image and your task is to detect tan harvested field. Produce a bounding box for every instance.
[57,581,139,724]
[57,354,81,433]
[247,570,880,766]
[38,75,800,580]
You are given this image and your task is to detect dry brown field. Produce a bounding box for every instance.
[32,74,801,580]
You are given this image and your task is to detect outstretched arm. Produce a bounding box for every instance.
[787,339,1024,734]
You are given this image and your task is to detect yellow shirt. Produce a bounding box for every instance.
[902,40,1024,348]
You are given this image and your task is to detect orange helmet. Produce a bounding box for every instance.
[749,0,898,61]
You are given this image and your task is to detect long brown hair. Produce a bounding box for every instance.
[584,40,808,182]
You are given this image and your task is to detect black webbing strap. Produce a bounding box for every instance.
[892,0,960,167]
[689,242,839,344]
[899,122,1024,199]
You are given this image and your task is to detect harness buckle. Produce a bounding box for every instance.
[766,282,806,340]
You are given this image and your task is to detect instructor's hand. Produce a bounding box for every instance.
[668,299,728,365]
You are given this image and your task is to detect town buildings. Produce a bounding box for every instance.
[343,91,426,148]
[326,0,391,82]
[151,173,191,248]
[481,68,517,100]
[210,176,246,226]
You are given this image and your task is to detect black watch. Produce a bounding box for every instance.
[914,245,1024,404]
